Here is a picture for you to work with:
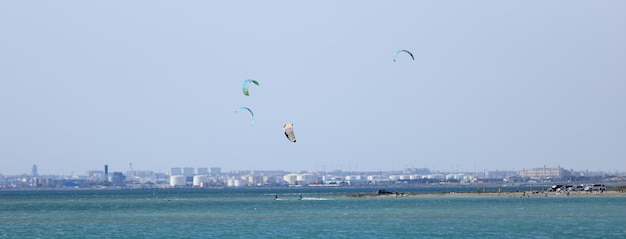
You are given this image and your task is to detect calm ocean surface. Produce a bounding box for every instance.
[1,187,625,238]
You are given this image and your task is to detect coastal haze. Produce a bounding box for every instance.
[1,1,625,176]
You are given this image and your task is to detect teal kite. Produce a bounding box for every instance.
[242,79,259,96]
[236,107,255,125]
[393,50,414,62]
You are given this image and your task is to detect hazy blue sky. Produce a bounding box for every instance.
[1,1,625,175]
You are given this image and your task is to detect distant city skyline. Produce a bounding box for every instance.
[2,163,622,177]
[4,162,622,191]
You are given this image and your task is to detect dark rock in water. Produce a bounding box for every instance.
[377,189,394,195]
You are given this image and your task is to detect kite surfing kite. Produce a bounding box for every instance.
[283,123,296,142]
[236,107,255,125]
[242,79,259,96]
[393,50,414,62]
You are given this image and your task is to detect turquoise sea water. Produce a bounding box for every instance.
[1,188,625,238]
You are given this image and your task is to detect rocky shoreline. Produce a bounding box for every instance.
[345,189,625,198]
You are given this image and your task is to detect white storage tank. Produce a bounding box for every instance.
[193,175,208,187]
[169,175,186,187]
[233,179,242,187]
[297,173,316,185]
[227,178,243,187]
[283,174,299,185]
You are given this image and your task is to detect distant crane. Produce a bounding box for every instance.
[129,162,133,179]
